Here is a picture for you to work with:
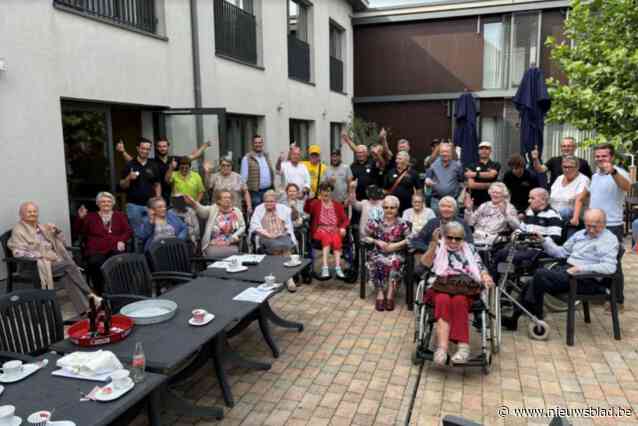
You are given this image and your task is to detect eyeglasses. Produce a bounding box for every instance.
[445,235,464,242]
[562,165,575,169]
[382,206,398,210]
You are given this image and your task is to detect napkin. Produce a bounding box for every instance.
[56,350,123,377]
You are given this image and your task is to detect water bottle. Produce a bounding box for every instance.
[131,342,146,383]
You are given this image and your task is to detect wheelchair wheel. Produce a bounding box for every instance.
[528,320,550,340]
[413,280,426,343]
[482,352,492,375]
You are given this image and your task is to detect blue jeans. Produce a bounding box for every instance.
[632,218,638,248]
[558,207,574,221]
[250,189,270,209]
[126,203,147,253]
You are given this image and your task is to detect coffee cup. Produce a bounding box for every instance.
[264,275,275,286]
[111,369,131,390]
[192,309,208,323]
[0,406,15,425]
[26,410,49,426]
[1,360,23,378]
[289,254,300,264]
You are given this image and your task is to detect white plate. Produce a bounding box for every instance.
[0,363,41,383]
[226,266,248,273]
[283,261,302,267]
[188,313,215,326]
[94,379,135,402]
[0,416,21,426]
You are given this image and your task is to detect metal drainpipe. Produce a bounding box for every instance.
[190,0,204,150]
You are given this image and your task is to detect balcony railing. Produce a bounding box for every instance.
[54,0,157,34]
[330,56,343,92]
[288,35,310,82]
[214,0,257,65]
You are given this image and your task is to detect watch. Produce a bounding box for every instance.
[611,168,618,176]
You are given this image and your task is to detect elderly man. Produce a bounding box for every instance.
[240,134,275,208]
[249,190,298,292]
[8,202,101,315]
[465,141,501,208]
[502,209,618,330]
[342,131,378,199]
[424,143,464,214]
[532,136,592,187]
[277,146,311,196]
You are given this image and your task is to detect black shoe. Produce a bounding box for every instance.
[502,314,520,331]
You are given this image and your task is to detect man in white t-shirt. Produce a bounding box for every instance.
[276,145,311,195]
[549,155,590,220]
[573,143,632,310]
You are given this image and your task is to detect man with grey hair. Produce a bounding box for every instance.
[342,131,379,200]
[503,208,618,330]
[425,143,464,214]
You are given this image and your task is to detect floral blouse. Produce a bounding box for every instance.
[366,217,411,245]
[464,201,519,242]
[211,211,241,243]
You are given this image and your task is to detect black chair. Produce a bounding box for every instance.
[561,247,623,346]
[147,238,211,278]
[100,254,192,311]
[359,242,414,310]
[0,289,64,360]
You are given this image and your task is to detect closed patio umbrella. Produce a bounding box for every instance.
[513,67,551,157]
[453,92,478,167]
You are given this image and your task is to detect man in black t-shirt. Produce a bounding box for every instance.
[465,141,501,207]
[119,138,162,233]
[342,131,378,201]
[503,154,540,212]
[531,136,592,187]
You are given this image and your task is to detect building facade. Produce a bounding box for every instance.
[0,0,365,277]
[352,0,594,170]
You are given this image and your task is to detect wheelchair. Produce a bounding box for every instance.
[306,223,358,283]
[412,272,495,375]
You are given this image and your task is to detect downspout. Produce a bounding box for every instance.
[190,0,204,149]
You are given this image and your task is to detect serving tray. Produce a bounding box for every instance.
[120,299,178,325]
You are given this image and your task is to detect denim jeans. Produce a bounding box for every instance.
[126,203,147,253]
[632,218,638,249]
[250,189,270,209]
[558,207,574,221]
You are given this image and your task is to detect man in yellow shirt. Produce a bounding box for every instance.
[165,157,206,202]
[302,145,327,196]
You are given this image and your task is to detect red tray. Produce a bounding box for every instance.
[68,314,134,347]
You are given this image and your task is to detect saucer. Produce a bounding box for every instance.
[49,422,77,426]
[283,261,302,267]
[0,363,40,383]
[258,283,282,291]
[188,313,215,326]
[0,416,22,426]
[226,265,248,273]
[95,379,135,402]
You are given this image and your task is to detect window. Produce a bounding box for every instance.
[330,123,344,152]
[543,123,595,164]
[214,0,257,64]
[479,100,520,169]
[224,115,260,170]
[329,21,345,92]
[290,119,312,153]
[54,0,159,33]
[288,0,311,82]
[482,12,540,90]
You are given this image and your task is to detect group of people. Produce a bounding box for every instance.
[7,130,631,354]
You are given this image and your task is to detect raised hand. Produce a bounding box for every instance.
[170,158,178,170]
[183,194,196,207]
[128,170,139,181]
[202,160,213,174]
[379,127,387,140]
[78,205,88,219]
[116,241,126,252]
[464,193,474,210]
[116,140,125,153]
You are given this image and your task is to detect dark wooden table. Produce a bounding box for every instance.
[51,277,275,415]
[1,353,166,426]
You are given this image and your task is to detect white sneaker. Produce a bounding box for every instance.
[451,343,470,364]
[335,267,345,279]
[321,267,330,279]
[287,278,297,293]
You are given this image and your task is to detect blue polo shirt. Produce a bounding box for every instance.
[589,167,629,227]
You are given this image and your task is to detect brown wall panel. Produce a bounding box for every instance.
[355,101,452,169]
[541,9,568,84]
[354,18,483,97]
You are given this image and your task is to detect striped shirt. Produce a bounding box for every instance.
[543,229,618,274]
[519,206,563,243]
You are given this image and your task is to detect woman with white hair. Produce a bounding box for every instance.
[464,182,519,245]
[74,192,132,294]
[364,195,411,312]
[384,151,421,213]
[402,193,435,236]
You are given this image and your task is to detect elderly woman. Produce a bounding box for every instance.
[73,192,132,294]
[9,202,101,315]
[350,184,385,238]
[364,195,411,311]
[136,197,188,252]
[279,183,307,227]
[305,182,350,279]
[421,222,494,365]
[184,191,245,257]
[384,151,421,213]
[464,182,519,245]
[165,156,205,202]
[402,193,435,236]
[204,158,251,213]
[410,196,473,252]
[549,155,590,221]
[249,190,298,292]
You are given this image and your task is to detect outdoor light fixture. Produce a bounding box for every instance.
[277,102,284,111]
[0,58,7,72]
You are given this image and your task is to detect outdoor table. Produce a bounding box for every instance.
[51,277,274,415]
[200,256,308,351]
[1,353,166,426]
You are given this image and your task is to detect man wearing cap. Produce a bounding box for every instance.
[322,150,353,204]
[302,145,327,197]
[464,141,501,208]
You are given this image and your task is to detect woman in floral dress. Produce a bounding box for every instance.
[365,195,411,312]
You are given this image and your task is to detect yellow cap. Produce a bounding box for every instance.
[309,145,321,155]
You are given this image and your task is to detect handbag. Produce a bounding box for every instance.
[432,274,481,296]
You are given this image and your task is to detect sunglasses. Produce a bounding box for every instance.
[445,235,464,242]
